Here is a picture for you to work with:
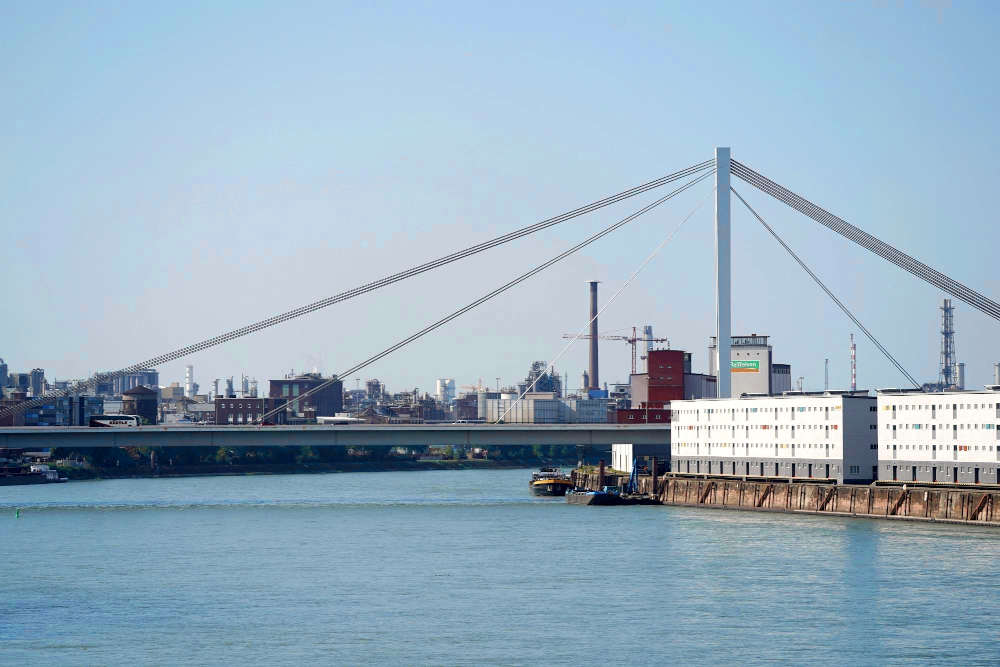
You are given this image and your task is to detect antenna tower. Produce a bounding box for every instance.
[938,298,958,389]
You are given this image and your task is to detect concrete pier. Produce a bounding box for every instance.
[569,471,1000,526]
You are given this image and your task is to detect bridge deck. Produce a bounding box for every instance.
[0,423,668,448]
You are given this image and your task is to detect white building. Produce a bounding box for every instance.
[877,388,1000,484]
[611,443,670,475]
[670,391,878,483]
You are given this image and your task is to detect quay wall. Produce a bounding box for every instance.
[569,471,1000,526]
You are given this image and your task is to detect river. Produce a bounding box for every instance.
[1,469,998,665]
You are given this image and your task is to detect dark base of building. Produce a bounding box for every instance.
[879,460,1000,485]
[671,456,876,485]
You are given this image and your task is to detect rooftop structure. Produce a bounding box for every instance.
[709,334,791,397]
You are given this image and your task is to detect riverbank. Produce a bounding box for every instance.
[56,456,581,481]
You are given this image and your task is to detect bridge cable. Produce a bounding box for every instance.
[255,169,716,424]
[731,160,1000,321]
[0,159,715,421]
[732,160,1000,319]
[495,186,716,424]
[731,187,921,389]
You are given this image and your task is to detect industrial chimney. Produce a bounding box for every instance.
[588,281,599,391]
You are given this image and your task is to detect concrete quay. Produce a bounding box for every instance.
[570,471,1000,527]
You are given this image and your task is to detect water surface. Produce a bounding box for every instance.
[1,469,997,665]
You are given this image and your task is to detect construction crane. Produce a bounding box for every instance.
[562,327,669,375]
[458,378,487,393]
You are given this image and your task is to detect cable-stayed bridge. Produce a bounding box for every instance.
[2,147,996,448]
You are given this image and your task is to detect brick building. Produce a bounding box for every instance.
[268,373,343,420]
[122,386,158,425]
[215,397,288,425]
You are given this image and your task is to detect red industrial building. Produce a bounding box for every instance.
[641,349,686,407]
[617,407,671,424]
[616,349,713,424]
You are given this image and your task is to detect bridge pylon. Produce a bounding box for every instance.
[715,147,731,398]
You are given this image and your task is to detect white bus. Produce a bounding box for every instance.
[89,415,141,427]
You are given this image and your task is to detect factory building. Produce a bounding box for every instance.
[485,392,608,423]
[616,349,715,425]
[114,369,159,396]
[877,388,1000,484]
[215,397,288,425]
[435,378,455,404]
[29,368,45,397]
[454,393,480,421]
[8,373,30,394]
[268,373,343,420]
[476,391,501,419]
[4,395,104,426]
[771,364,792,394]
[709,334,791,397]
[670,392,878,484]
[122,386,159,425]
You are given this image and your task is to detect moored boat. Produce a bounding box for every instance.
[530,467,574,496]
[566,486,625,505]
[566,485,658,506]
[0,465,68,486]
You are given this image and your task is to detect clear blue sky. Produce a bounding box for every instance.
[3,1,998,395]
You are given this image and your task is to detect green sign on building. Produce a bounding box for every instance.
[731,360,760,372]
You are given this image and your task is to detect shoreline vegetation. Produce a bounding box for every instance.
[43,445,598,482]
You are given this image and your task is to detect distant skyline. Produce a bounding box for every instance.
[4,1,1000,395]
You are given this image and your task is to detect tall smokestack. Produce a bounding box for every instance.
[588,281,599,391]
[850,334,856,392]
